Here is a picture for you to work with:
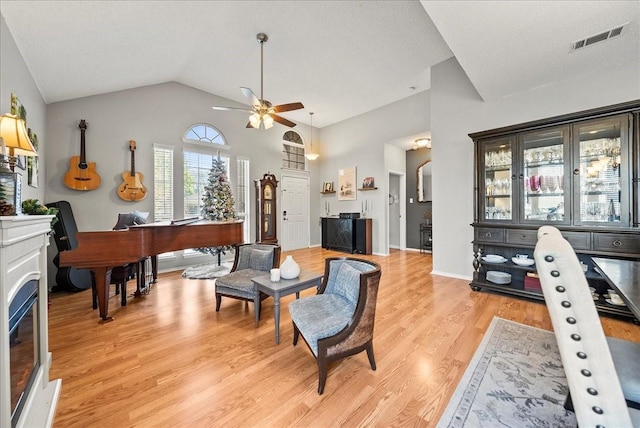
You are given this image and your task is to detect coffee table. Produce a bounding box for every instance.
[252,270,323,344]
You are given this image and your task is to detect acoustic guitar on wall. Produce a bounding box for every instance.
[63,120,101,191]
[118,140,147,201]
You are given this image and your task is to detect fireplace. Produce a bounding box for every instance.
[1,216,61,428]
[9,280,39,426]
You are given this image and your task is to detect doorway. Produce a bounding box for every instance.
[280,175,310,251]
[387,170,406,253]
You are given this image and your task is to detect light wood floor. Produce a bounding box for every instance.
[48,247,640,427]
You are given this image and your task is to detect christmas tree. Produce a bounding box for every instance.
[196,157,238,264]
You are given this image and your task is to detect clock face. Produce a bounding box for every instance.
[264,184,273,200]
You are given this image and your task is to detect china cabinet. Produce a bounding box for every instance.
[255,173,278,244]
[470,100,640,321]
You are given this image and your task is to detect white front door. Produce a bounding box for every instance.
[280,175,309,251]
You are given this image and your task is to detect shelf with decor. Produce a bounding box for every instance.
[470,100,640,323]
[358,187,378,191]
[320,191,336,194]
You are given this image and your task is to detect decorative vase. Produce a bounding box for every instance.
[280,255,300,279]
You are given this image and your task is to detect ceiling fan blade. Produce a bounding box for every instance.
[246,121,258,129]
[272,102,304,113]
[240,87,261,108]
[271,114,297,128]
[212,106,254,114]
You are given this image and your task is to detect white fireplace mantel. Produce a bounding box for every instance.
[1,216,61,428]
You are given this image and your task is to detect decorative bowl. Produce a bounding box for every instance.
[483,254,507,263]
[512,257,535,266]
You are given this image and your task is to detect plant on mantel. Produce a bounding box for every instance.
[22,199,59,229]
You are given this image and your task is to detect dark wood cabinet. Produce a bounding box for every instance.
[470,100,640,322]
[255,173,278,244]
[321,217,372,255]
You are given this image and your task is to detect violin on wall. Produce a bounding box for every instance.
[63,120,101,191]
[118,140,147,201]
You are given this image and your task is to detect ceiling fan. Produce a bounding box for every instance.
[212,33,304,129]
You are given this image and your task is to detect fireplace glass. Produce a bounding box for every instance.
[9,280,39,427]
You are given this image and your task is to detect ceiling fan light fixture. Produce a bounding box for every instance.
[305,112,319,160]
[263,114,274,129]
[249,113,260,128]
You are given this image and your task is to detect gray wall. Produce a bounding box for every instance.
[318,89,429,254]
[406,147,431,249]
[0,16,46,205]
[430,56,640,280]
[44,82,319,269]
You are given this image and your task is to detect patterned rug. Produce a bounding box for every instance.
[181,262,233,279]
[438,317,576,427]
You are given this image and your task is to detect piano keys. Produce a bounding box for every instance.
[59,220,243,322]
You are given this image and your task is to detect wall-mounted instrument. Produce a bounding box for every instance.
[63,120,101,191]
[118,140,147,201]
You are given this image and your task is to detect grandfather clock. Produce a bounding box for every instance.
[255,172,278,243]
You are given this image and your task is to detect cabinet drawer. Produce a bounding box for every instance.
[593,232,640,254]
[561,231,591,251]
[475,227,504,243]
[506,229,537,246]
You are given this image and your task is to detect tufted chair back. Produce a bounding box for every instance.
[534,225,632,427]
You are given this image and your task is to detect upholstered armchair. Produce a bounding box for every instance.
[215,243,281,317]
[534,226,640,426]
[289,257,382,394]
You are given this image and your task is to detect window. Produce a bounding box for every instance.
[184,124,227,146]
[153,145,173,222]
[183,152,229,217]
[236,158,251,243]
[282,131,306,170]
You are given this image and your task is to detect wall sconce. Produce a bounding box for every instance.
[0,114,38,215]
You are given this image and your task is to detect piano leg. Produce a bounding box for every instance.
[151,255,158,283]
[93,267,114,323]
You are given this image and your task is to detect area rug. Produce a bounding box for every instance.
[181,262,233,279]
[437,317,576,428]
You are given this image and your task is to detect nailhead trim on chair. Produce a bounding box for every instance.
[534,225,634,426]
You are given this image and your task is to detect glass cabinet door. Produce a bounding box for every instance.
[519,126,570,224]
[480,136,515,222]
[574,114,629,226]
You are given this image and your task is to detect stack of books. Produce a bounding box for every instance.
[524,272,542,293]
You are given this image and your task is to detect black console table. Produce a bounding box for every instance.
[321,217,372,255]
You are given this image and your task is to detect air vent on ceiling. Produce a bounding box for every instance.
[571,24,626,51]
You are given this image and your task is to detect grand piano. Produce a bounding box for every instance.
[59,219,244,322]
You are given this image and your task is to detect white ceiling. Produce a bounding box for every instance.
[2,1,639,148]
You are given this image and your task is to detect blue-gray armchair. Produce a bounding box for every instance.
[289,257,382,394]
[215,243,281,318]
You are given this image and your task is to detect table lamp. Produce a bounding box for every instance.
[0,114,38,215]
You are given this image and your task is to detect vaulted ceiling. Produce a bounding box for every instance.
[2,1,638,133]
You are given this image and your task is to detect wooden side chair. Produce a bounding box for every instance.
[534,225,640,426]
[289,257,381,394]
[215,243,281,317]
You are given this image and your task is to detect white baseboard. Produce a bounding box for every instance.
[430,270,473,281]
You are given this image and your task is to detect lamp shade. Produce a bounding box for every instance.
[0,114,37,157]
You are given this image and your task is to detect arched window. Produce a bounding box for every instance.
[183,123,227,147]
[282,130,306,170]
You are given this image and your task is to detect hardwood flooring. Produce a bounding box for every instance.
[48,248,640,427]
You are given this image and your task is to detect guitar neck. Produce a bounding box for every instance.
[129,140,136,176]
[78,121,88,169]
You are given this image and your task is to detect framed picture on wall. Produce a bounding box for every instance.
[338,166,356,200]
[323,182,334,192]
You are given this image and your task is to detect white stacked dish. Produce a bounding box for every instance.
[486,271,512,284]
[482,254,507,263]
[511,257,535,266]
